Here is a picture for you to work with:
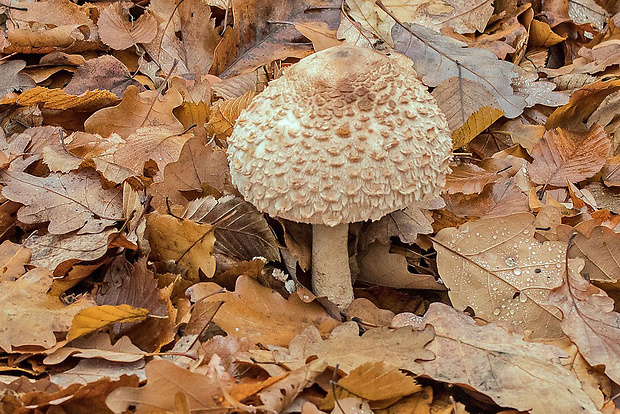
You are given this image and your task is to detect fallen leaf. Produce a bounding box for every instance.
[357,242,444,290]
[112,126,194,181]
[84,85,184,138]
[63,55,143,98]
[393,23,526,118]
[145,211,216,282]
[97,2,158,50]
[0,86,119,112]
[105,359,230,413]
[433,213,565,339]
[144,0,221,74]
[392,303,599,414]
[564,225,620,284]
[431,76,503,147]
[273,321,434,374]
[150,138,234,209]
[49,359,145,389]
[67,304,150,342]
[322,361,422,410]
[206,90,256,141]
[547,258,620,384]
[0,240,31,282]
[188,276,340,346]
[527,125,610,187]
[0,169,124,235]
[445,162,498,195]
[184,195,280,262]
[44,334,146,365]
[0,267,95,352]
[0,60,35,97]
[25,228,115,275]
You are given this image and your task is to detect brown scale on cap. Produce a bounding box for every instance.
[228,45,451,227]
[227,44,452,309]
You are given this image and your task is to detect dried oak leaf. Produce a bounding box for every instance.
[0,267,95,352]
[0,60,35,97]
[112,126,194,182]
[442,175,529,218]
[357,242,444,290]
[184,195,280,262]
[392,303,599,414]
[20,376,140,414]
[95,256,175,352]
[0,87,119,112]
[150,138,234,209]
[44,334,146,365]
[564,225,620,285]
[322,361,422,411]
[7,0,96,37]
[25,228,116,275]
[106,359,231,413]
[84,85,184,138]
[206,90,256,141]
[144,0,221,74]
[64,55,143,98]
[188,276,341,347]
[0,240,30,282]
[98,2,158,50]
[145,211,216,282]
[433,213,565,340]
[49,360,145,390]
[272,321,434,374]
[0,169,124,235]
[445,162,498,195]
[255,360,326,413]
[547,259,620,385]
[210,0,332,76]
[393,23,526,118]
[527,126,610,187]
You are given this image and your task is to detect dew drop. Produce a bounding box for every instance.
[493,308,501,316]
[519,294,527,303]
[513,268,522,276]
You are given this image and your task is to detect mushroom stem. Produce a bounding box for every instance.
[312,223,353,310]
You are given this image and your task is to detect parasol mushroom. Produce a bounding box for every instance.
[227,44,452,309]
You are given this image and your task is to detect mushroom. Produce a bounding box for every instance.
[227,44,452,309]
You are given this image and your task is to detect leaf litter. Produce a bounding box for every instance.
[0,0,620,413]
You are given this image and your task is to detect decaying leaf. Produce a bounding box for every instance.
[393,23,526,118]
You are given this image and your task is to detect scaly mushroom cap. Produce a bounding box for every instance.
[227,44,452,226]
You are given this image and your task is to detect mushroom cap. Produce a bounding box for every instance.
[227,44,452,227]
